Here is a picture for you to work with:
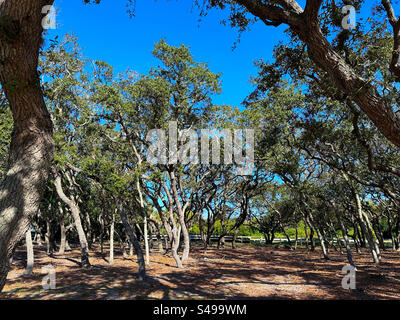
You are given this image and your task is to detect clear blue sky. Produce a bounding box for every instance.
[48,0,288,107]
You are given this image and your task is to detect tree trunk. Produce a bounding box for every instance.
[199,215,207,248]
[99,213,104,255]
[24,228,34,276]
[372,218,386,251]
[143,214,150,265]
[280,223,292,249]
[35,227,43,246]
[54,172,90,268]
[0,0,55,293]
[217,235,225,249]
[160,181,183,268]
[170,219,183,268]
[117,201,146,280]
[109,209,115,265]
[354,191,380,264]
[58,205,67,255]
[83,209,92,250]
[45,220,52,255]
[136,179,150,266]
[336,211,356,268]
[59,222,67,255]
[232,228,239,249]
[304,223,309,250]
[308,219,328,258]
[169,170,190,262]
[238,1,400,148]
[153,200,173,252]
[309,227,315,251]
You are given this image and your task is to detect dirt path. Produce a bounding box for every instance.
[1,244,399,299]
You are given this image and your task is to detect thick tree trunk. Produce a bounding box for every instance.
[24,228,34,276]
[54,172,90,268]
[0,0,55,293]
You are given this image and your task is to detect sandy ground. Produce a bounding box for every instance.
[1,243,399,300]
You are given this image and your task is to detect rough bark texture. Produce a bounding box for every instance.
[0,0,55,292]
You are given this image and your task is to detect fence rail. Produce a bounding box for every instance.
[148,234,393,245]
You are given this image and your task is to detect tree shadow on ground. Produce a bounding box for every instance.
[2,244,400,300]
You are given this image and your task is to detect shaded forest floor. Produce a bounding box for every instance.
[1,243,400,299]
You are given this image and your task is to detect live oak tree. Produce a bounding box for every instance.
[2,0,400,294]
[196,0,400,149]
[41,35,92,268]
[243,52,400,264]
[0,0,55,291]
[89,40,222,268]
[0,0,140,293]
